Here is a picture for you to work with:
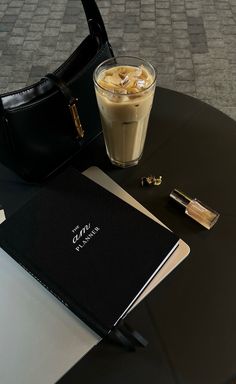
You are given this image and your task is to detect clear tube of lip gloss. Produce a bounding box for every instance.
[170,189,220,229]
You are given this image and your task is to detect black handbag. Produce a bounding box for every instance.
[0,0,113,182]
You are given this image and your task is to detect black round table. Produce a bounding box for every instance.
[1,87,236,384]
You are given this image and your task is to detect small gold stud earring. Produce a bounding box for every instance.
[141,175,162,187]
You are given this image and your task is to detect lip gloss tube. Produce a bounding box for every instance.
[170,189,220,229]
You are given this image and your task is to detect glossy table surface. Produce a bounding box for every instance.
[1,87,236,384]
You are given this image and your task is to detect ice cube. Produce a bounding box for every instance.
[136,79,146,89]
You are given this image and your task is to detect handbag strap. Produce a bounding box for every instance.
[0,98,4,116]
[44,73,84,139]
[0,98,7,128]
[81,0,108,44]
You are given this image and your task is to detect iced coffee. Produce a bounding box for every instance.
[94,57,156,167]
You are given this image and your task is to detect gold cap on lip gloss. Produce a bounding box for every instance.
[170,189,220,230]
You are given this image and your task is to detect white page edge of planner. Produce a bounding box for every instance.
[83,166,190,311]
[0,208,6,224]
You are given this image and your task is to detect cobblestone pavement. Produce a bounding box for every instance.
[0,0,236,120]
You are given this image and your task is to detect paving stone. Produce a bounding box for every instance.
[43,27,60,37]
[206,29,223,38]
[12,71,29,82]
[191,43,209,54]
[175,49,192,58]
[155,23,172,32]
[60,24,77,33]
[0,24,15,33]
[172,21,188,29]
[8,36,25,45]
[220,17,235,24]
[175,58,194,69]
[157,63,175,74]
[171,5,185,12]
[142,4,156,12]
[28,24,45,32]
[207,39,225,48]
[123,41,140,51]
[176,68,195,80]
[209,47,227,58]
[0,0,235,121]
[175,80,196,94]
[141,0,155,5]
[156,43,173,53]
[124,32,140,41]
[7,82,26,90]
[189,34,207,43]
[158,34,172,42]
[22,3,37,10]
[5,7,21,15]
[1,14,18,23]
[124,24,140,32]
[141,12,156,20]
[18,11,34,19]
[125,8,140,15]
[203,14,218,20]
[186,9,200,17]
[23,40,40,50]
[20,50,34,60]
[173,29,189,38]
[48,20,64,28]
[156,2,170,9]
[159,54,175,63]
[32,14,48,23]
[171,13,187,21]
[157,73,176,88]
[125,0,139,8]
[194,63,213,76]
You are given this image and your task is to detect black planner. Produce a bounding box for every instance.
[0,167,179,337]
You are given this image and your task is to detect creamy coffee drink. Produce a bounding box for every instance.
[94,58,156,167]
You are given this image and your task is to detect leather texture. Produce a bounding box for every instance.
[0,0,114,182]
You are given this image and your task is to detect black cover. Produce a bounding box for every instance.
[0,0,113,182]
[0,167,179,337]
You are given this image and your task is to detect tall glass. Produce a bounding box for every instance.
[93,56,157,168]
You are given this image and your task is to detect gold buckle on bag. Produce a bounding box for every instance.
[69,98,84,139]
